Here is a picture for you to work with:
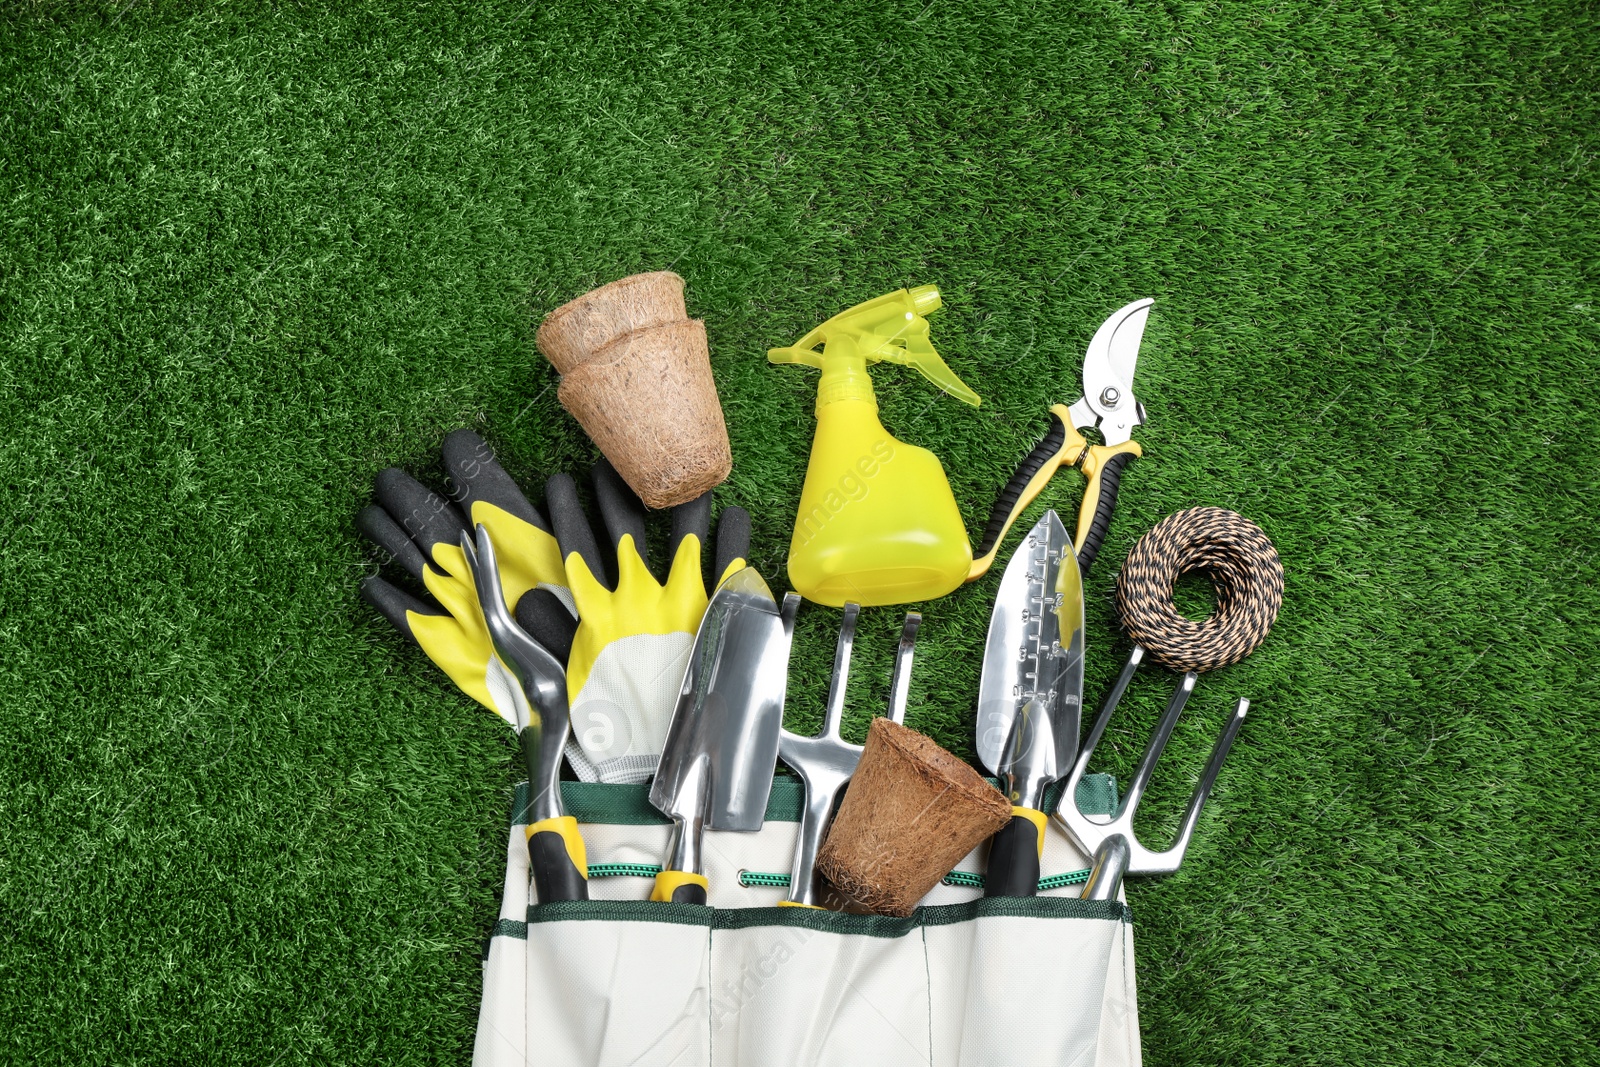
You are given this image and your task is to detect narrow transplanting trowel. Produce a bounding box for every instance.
[975,510,1085,897]
[649,567,801,904]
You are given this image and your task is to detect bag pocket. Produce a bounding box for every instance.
[710,909,934,1067]
[524,901,713,1067]
[924,899,1131,1067]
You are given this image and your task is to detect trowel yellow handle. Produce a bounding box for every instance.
[1075,439,1142,571]
[650,869,709,905]
[968,405,1087,580]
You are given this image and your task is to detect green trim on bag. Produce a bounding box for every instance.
[529,900,719,928]
[511,773,1119,827]
[588,865,1095,894]
[712,896,1130,934]
[1050,772,1117,817]
[517,894,1130,936]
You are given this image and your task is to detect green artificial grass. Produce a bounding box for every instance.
[2,1,1596,1063]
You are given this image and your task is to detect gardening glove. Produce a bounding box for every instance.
[547,458,750,783]
[358,429,577,724]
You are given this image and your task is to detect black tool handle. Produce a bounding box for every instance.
[669,882,708,905]
[1075,444,1140,576]
[975,411,1070,565]
[526,816,589,903]
[529,829,589,902]
[983,811,1043,898]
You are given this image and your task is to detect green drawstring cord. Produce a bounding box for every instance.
[738,870,792,888]
[586,863,1092,892]
[942,868,1093,892]
[586,863,665,880]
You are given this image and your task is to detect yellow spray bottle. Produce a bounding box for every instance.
[769,286,981,607]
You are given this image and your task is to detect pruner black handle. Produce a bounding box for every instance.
[969,404,1085,581]
[984,808,1045,898]
[1072,442,1141,576]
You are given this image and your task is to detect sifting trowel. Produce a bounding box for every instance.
[649,567,801,904]
[975,510,1085,897]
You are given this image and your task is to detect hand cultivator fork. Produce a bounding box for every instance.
[1062,506,1283,900]
[1057,647,1249,901]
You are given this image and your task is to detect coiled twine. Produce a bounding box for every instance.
[1114,507,1283,673]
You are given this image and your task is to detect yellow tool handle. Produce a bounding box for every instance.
[1073,441,1142,574]
[526,816,589,903]
[650,869,710,905]
[969,405,1087,581]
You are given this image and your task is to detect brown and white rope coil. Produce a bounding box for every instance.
[1114,506,1284,674]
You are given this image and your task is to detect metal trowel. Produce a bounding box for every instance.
[975,509,1085,897]
[649,566,801,904]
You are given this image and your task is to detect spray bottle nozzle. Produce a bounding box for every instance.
[767,286,981,408]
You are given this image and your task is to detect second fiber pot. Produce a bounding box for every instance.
[555,319,731,509]
[817,718,1011,917]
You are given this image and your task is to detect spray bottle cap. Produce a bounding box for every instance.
[768,286,982,407]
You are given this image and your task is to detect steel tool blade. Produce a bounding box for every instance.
[975,510,1084,787]
[648,567,800,903]
[462,526,588,902]
[1070,297,1152,447]
[651,567,794,831]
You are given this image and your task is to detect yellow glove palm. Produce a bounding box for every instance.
[546,461,749,783]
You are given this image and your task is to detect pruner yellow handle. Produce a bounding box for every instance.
[969,405,1087,580]
[1074,439,1142,566]
[970,406,1144,580]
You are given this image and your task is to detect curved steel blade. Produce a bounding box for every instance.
[1077,297,1153,446]
[461,526,570,825]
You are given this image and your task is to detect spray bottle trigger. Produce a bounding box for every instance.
[877,332,982,407]
[767,345,825,368]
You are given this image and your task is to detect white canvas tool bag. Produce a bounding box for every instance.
[476,778,1141,1067]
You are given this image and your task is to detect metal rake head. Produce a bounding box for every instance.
[1055,645,1249,877]
[777,606,921,906]
[779,607,921,755]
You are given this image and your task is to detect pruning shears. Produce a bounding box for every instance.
[969,298,1154,579]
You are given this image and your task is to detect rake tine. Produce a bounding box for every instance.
[886,612,921,725]
[822,603,860,739]
[1118,671,1198,817]
[1166,698,1249,865]
[1066,645,1146,797]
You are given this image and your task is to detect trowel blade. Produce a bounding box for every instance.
[975,511,1084,780]
[649,567,795,833]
